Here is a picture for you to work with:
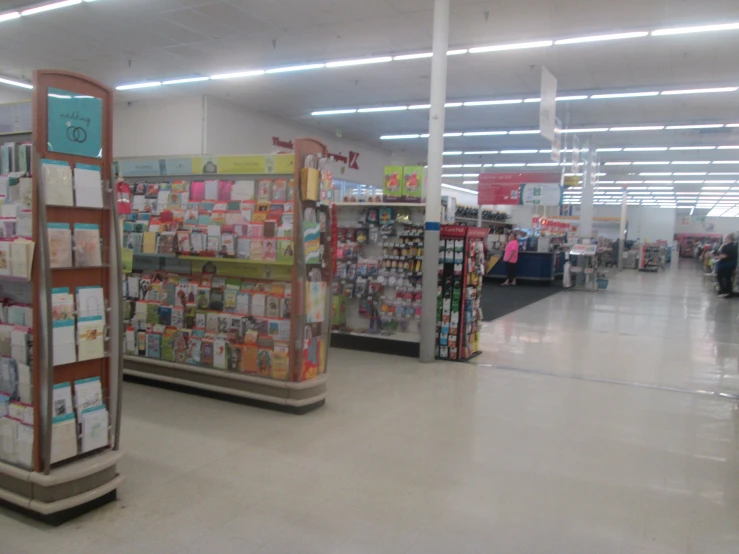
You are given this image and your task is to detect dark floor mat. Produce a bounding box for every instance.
[481,279,562,322]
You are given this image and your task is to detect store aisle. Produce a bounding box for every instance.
[2,262,739,553]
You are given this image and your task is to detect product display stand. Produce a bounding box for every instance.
[0,70,124,523]
[331,203,425,357]
[118,139,331,413]
[436,225,489,361]
[639,243,664,272]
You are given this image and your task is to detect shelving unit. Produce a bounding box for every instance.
[436,226,488,361]
[0,70,124,523]
[639,243,664,272]
[117,139,332,413]
[330,202,425,357]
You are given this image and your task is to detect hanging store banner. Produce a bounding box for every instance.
[478,173,562,207]
[550,118,562,163]
[571,135,580,173]
[539,67,557,142]
[477,182,521,206]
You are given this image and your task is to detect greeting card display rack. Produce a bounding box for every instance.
[0,70,124,523]
[436,225,489,361]
[118,139,331,413]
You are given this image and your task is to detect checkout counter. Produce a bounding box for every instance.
[487,251,565,282]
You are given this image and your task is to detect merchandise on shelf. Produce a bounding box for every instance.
[119,147,333,387]
[436,226,488,361]
[332,206,423,340]
[383,166,425,203]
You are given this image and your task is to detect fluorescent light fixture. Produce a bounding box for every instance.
[380,134,419,140]
[556,95,588,101]
[560,128,609,133]
[523,98,541,103]
[463,131,507,136]
[463,181,479,185]
[624,147,668,151]
[443,151,463,156]
[210,70,264,80]
[605,162,632,166]
[509,130,540,135]
[442,174,463,178]
[469,40,553,53]
[704,180,736,184]
[652,22,739,36]
[442,165,463,168]
[463,99,523,106]
[409,104,431,110]
[447,49,468,56]
[672,160,711,164]
[312,109,356,116]
[445,102,463,108]
[669,146,716,150]
[718,146,739,149]
[528,163,560,167]
[393,53,432,61]
[265,63,326,74]
[713,160,739,164]
[555,31,649,44]
[617,181,644,184]
[633,161,670,165]
[628,186,648,190]
[494,163,526,167]
[674,181,705,184]
[645,181,674,185]
[116,81,161,90]
[444,132,463,137]
[662,87,738,95]
[712,172,739,175]
[0,76,32,89]
[665,124,725,130]
[591,91,659,99]
[597,148,623,152]
[463,164,482,168]
[609,126,665,131]
[464,151,499,155]
[442,184,477,194]
[674,172,707,175]
[21,0,80,16]
[0,11,20,22]
[326,56,392,68]
[357,106,408,113]
[501,150,538,154]
[640,172,672,176]
[703,186,731,190]
[162,77,209,85]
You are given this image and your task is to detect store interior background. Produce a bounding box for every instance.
[3,0,739,242]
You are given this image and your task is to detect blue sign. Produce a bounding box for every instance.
[47,87,103,159]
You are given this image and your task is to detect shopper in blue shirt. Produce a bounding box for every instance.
[716,233,738,298]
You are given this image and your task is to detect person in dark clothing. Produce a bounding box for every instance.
[716,233,738,298]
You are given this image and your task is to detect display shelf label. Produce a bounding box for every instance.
[47,87,103,159]
[189,260,292,280]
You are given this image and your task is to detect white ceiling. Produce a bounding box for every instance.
[3,0,739,205]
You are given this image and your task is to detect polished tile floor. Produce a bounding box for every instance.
[4,260,739,553]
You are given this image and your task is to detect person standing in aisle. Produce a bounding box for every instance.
[502,231,519,286]
[716,233,738,298]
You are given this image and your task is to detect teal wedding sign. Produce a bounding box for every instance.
[47,87,103,159]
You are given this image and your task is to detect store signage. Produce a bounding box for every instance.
[117,154,295,178]
[551,118,562,163]
[477,181,521,206]
[348,151,360,170]
[571,135,581,172]
[47,87,103,159]
[539,67,557,142]
[272,136,294,150]
[521,183,562,206]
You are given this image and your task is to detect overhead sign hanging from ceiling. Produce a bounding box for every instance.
[539,67,557,142]
[477,172,562,207]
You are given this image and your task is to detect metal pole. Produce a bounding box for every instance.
[420,0,450,363]
[618,187,628,269]
[579,139,594,239]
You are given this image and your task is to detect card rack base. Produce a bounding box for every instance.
[330,332,420,358]
[123,356,327,413]
[0,450,123,524]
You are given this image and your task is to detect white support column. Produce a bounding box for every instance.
[420,0,450,363]
[579,141,594,239]
[618,187,628,269]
